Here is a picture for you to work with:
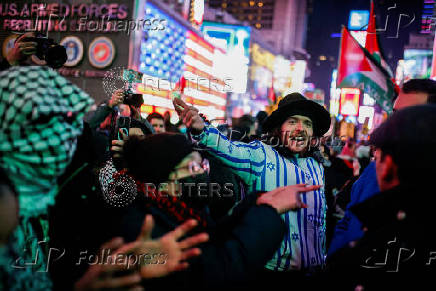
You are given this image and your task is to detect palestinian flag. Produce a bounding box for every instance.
[365,0,398,93]
[337,26,396,113]
[365,1,389,72]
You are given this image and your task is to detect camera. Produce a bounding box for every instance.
[122,69,144,107]
[22,32,67,69]
[123,91,144,107]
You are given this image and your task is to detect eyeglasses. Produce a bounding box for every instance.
[175,158,210,175]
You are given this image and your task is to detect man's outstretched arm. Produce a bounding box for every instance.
[173,98,265,185]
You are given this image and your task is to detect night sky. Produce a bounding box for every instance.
[306,0,424,101]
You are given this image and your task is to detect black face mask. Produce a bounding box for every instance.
[175,173,211,210]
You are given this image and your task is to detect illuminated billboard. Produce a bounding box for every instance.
[348,10,369,30]
[250,42,275,99]
[202,21,251,58]
[363,93,375,106]
[339,88,360,116]
[287,60,307,94]
[201,21,251,93]
[358,105,375,129]
[329,70,340,116]
[190,0,204,27]
[403,49,432,80]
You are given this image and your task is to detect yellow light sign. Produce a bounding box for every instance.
[251,43,275,71]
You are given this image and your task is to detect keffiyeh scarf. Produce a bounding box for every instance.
[0,66,93,290]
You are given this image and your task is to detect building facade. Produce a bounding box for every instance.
[206,0,308,59]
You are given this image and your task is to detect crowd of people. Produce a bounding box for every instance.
[1,32,436,291]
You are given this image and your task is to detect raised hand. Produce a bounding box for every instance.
[257,184,322,213]
[109,89,124,108]
[111,129,128,158]
[114,215,209,279]
[7,32,37,66]
[173,98,205,134]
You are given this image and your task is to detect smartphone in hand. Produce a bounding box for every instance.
[117,117,131,140]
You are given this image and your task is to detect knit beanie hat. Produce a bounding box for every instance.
[123,133,193,185]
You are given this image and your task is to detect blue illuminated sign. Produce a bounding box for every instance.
[201,21,251,59]
[348,10,370,31]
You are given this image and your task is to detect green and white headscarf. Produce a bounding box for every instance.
[0,66,93,290]
[0,65,93,217]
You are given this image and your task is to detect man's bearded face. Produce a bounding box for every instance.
[280,115,314,154]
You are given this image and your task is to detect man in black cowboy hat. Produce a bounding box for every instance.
[174,92,331,276]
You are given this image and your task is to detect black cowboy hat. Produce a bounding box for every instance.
[262,92,331,136]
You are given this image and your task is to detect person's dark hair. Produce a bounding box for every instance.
[401,79,436,104]
[255,111,268,136]
[256,111,268,124]
[146,112,164,123]
[230,115,255,142]
[370,105,436,188]
[237,114,255,128]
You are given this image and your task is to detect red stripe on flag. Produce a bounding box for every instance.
[185,65,227,86]
[187,31,214,53]
[185,48,213,67]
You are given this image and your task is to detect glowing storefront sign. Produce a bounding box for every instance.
[282,60,306,95]
[348,10,369,30]
[190,0,204,26]
[339,88,360,116]
[251,43,275,71]
[273,56,291,93]
[330,88,341,116]
[202,21,250,93]
[358,105,375,129]
[363,93,375,106]
[403,49,432,80]
[250,42,275,99]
